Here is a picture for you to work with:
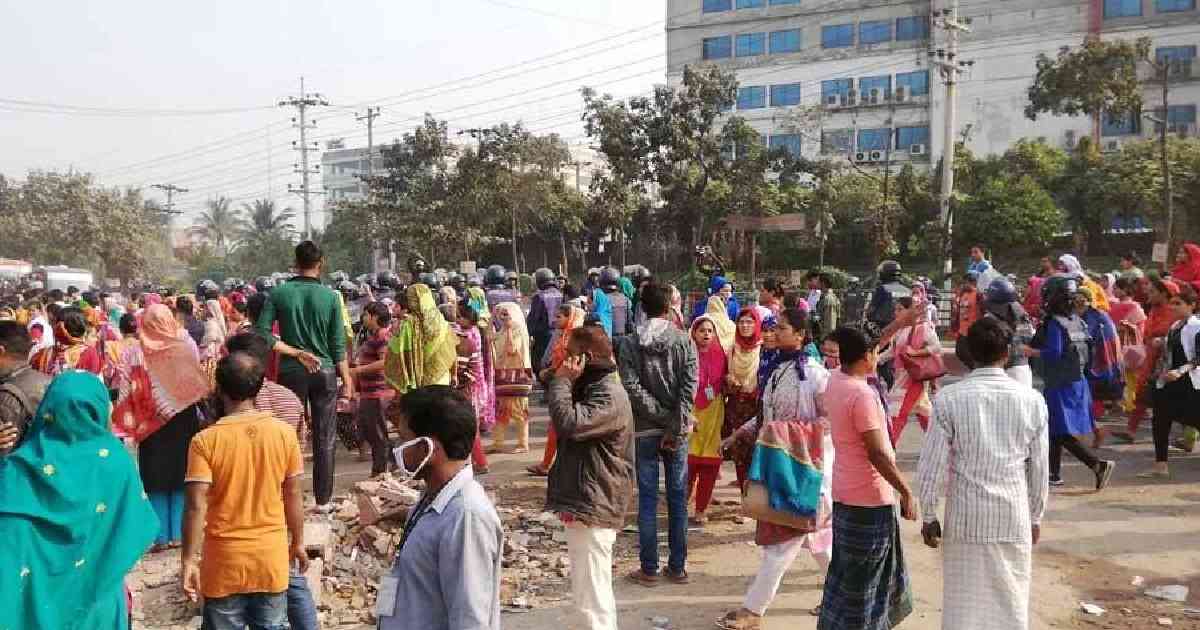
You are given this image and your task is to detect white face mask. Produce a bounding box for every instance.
[392,437,434,482]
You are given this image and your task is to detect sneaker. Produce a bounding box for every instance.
[1049,476,1065,487]
[1094,460,1116,490]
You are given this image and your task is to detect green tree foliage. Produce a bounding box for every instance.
[1025,37,1152,122]
[956,175,1064,252]
[192,196,242,257]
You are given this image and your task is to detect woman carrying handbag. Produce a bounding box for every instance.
[881,296,945,446]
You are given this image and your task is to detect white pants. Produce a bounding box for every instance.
[566,524,618,630]
[1006,365,1033,388]
[742,534,831,616]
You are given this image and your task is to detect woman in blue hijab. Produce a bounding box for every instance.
[692,275,741,322]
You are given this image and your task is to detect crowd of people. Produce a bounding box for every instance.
[1,238,1198,630]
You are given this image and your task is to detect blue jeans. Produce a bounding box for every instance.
[287,570,319,630]
[148,489,184,545]
[635,434,688,575]
[201,591,287,630]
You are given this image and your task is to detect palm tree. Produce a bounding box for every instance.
[191,196,241,257]
[240,199,297,244]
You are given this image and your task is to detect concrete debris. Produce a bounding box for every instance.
[1157,618,1173,627]
[1145,585,1189,603]
[1079,602,1105,616]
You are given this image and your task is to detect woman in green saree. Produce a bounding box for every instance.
[0,370,158,630]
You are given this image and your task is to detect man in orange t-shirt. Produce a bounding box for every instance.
[181,352,306,629]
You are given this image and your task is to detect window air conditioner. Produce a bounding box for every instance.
[909,144,927,156]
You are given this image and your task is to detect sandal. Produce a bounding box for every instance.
[525,464,550,477]
[662,567,690,584]
[1136,469,1170,479]
[625,568,659,587]
[715,609,761,629]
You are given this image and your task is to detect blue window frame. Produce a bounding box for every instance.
[859,75,891,98]
[769,0,801,4]
[896,126,930,149]
[769,134,802,157]
[736,0,765,7]
[736,32,767,56]
[737,86,767,109]
[703,36,733,60]
[1104,0,1142,17]
[822,130,853,154]
[1157,0,1195,11]
[1156,46,1198,61]
[821,79,853,101]
[896,16,930,40]
[769,29,802,54]
[859,20,892,45]
[770,83,802,106]
[895,70,930,96]
[1102,112,1140,136]
[822,24,854,48]
[857,128,891,151]
[703,0,732,13]
[1168,104,1198,123]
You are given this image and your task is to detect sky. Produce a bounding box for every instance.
[0,0,666,227]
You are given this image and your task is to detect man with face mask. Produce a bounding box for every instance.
[379,386,503,630]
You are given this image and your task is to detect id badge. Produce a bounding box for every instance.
[376,576,400,617]
[704,385,715,401]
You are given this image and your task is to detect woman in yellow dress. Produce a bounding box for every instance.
[491,302,533,453]
[686,315,728,526]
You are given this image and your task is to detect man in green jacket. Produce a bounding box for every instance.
[256,240,354,511]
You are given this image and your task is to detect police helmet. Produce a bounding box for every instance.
[407,255,428,275]
[196,279,220,300]
[417,272,441,289]
[484,265,507,288]
[877,260,902,283]
[599,267,621,291]
[534,268,556,290]
[986,278,1018,305]
[467,273,483,288]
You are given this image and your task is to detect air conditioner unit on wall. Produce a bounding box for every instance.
[1103,139,1121,153]
[854,151,870,162]
[846,89,859,106]
[869,88,881,104]
[909,144,927,156]
[826,94,841,108]
[894,86,908,102]
[869,149,886,162]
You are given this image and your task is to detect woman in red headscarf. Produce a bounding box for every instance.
[723,307,763,488]
[1171,243,1200,292]
[1117,277,1184,442]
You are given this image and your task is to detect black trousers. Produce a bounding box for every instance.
[356,397,391,476]
[1049,434,1098,478]
[279,367,338,505]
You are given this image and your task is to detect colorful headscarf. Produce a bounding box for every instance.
[690,315,729,409]
[1172,242,1200,287]
[408,283,458,385]
[729,307,763,393]
[0,371,158,630]
[493,302,531,370]
[705,295,736,353]
[618,277,636,301]
[550,305,587,370]
[139,304,209,412]
[466,287,491,327]
[591,289,613,337]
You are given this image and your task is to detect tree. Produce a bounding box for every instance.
[239,199,296,244]
[956,175,1063,253]
[192,196,242,257]
[1025,37,1152,127]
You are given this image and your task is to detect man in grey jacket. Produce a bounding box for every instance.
[617,283,698,586]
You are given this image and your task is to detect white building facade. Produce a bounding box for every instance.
[321,146,385,204]
[665,0,1200,176]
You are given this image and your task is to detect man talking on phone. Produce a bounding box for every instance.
[618,283,699,587]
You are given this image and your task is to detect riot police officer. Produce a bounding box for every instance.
[527,268,563,368]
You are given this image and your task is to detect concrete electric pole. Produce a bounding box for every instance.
[931,2,973,280]
[150,183,188,215]
[356,106,381,195]
[279,77,328,241]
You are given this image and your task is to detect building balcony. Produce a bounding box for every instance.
[821,87,929,111]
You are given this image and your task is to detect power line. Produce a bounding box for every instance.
[0,98,275,117]
[279,78,329,240]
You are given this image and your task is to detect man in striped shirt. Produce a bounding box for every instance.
[917,317,1049,630]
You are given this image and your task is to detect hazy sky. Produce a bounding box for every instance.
[0,0,665,226]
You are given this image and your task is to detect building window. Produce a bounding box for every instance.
[821,78,853,101]
[822,24,854,48]
[769,0,801,4]
[859,20,892,45]
[769,29,802,53]
[895,70,930,96]
[1153,105,1197,130]
[1157,0,1195,11]
[738,86,767,109]
[770,83,802,106]
[703,0,732,13]
[1156,45,1198,61]
[896,16,930,40]
[703,36,733,60]
[769,134,802,157]
[736,32,767,56]
[859,75,892,99]
[822,130,853,154]
[896,125,931,149]
[1104,0,1142,17]
[857,128,891,151]
[1102,112,1140,136]
[736,0,765,7]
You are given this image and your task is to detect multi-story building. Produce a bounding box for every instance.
[665,0,1200,169]
[321,142,385,204]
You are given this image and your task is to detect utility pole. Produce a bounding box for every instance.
[150,183,188,215]
[357,106,382,272]
[1157,61,1175,259]
[279,77,328,240]
[931,2,974,281]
